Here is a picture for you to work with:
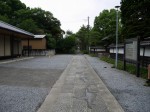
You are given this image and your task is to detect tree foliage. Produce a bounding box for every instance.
[76,25,89,51]
[91,9,122,47]
[89,30,101,46]
[56,33,76,54]
[17,19,38,33]
[0,0,63,40]
[46,34,56,49]
[121,0,150,39]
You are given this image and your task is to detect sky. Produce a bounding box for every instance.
[20,0,121,33]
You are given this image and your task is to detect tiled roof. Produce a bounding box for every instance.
[0,20,34,37]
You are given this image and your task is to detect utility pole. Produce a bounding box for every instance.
[115,6,120,68]
[87,16,90,53]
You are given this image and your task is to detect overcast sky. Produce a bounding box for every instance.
[20,0,121,33]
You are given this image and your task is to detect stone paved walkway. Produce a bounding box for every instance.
[38,55,124,112]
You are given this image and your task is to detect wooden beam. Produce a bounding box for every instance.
[4,35,5,56]
[28,37,29,57]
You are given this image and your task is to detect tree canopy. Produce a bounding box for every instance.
[56,30,76,54]
[91,9,122,47]
[1,0,149,53]
[0,0,63,40]
[76,25,89,51]
[74,9,122,52]
[121,0,150,40]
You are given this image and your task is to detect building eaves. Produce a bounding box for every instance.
[141,41,150,46]
[0,20,34,37]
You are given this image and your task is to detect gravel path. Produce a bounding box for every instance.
[86,55,150,112]
[0,55,73,112]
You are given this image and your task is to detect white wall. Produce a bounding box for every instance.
[109,47,150,56]
[109,48,124,54]
[90,48,105,52]
[144,47,150,56]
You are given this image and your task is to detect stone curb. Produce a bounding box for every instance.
[0,57,34,64]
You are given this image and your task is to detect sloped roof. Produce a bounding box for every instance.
[34,35,46,39]
[109,41,150,48]
[90,46,105,49]
[101,35,114,41]
[0,20,34,37]
[109,43,124,48]
[141,41,150,46]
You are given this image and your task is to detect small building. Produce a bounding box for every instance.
[0,20,34,59]
[90,46,106,54]
[22,35,46,50]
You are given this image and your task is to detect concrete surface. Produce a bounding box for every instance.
[0,55,73,112]
[0,57,34,64]
[86,55,150,112]
[1,55,148,112]
[38,55,124,112]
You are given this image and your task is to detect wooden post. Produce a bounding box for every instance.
[18,40,19,56]
[124,41,126,70]
[28,37,29,57]
[11,35,14,58]
[148,64,150,80]
[136,37,140,77]
[4,36,5,56]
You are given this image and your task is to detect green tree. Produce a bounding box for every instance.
[76,25,89,51]
[31,8,63,39]
[6,0,26,12]
[0,0,63,42]
[89,30,101,46]
[92,9,121,47]
[46,34,56,49]
[121,0,150,39]
[63,35,76,53]
[0,0,11,17]
[17,19,38,33]
[56,31,76,54]
[66,30,73,36]
[0,15,9,23]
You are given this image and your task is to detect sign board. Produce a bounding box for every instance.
[124,37,140,77]
[125,40,137,61]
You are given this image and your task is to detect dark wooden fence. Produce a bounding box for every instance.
[109,53,150,67]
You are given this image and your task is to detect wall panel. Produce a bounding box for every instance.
[5,36,11,56]
[0,35,4,56]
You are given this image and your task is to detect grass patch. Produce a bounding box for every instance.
[81,50,89,54]
[145,80,150,86]
[100,56,148,79]
[100,56,115,64]
[89,53,97,57]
